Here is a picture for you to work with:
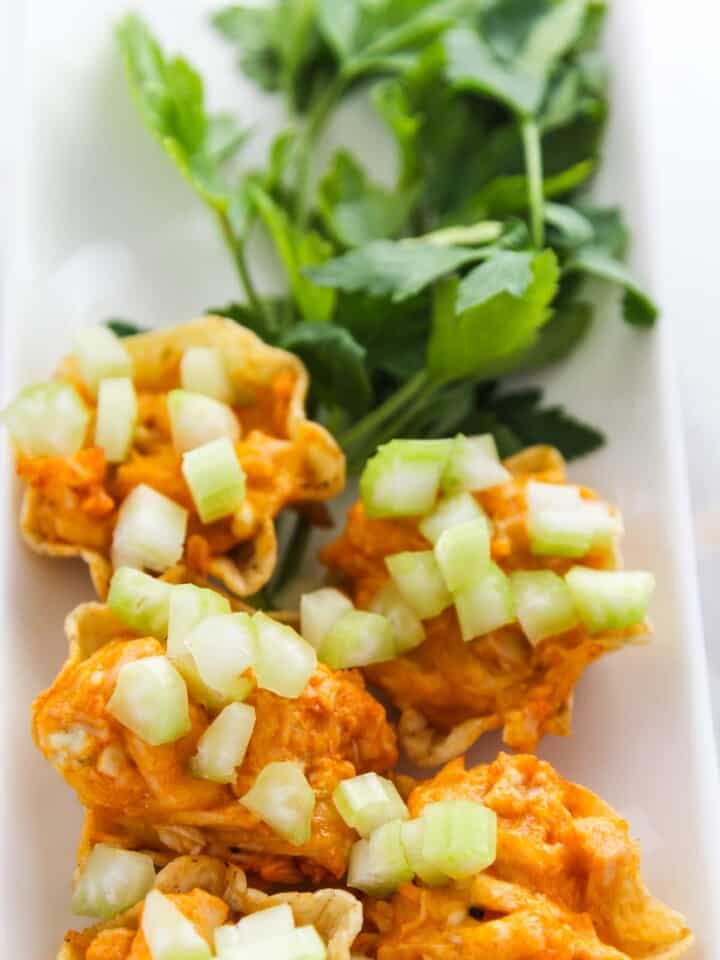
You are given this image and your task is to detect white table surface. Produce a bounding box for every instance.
[0,0,718,731]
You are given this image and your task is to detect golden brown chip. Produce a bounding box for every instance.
[321,445,646,763]
[19,316,344,598]
[358,754,693,960]
[59,854,362,959]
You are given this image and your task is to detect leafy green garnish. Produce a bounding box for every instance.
[428,250,559,381]
[105,318,146,338]
[116,0,657,483]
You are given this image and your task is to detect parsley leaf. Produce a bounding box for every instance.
[105,319,146,338]
[305,240,483,301]
[318,151,416,247]
[457,250,535,312]
[279,322,373,416]
[427,249,559,382]
[444,27,543,117]
[117,14,245,209]
[565,246,658,326]
[464,386,605,460]
[249,183,336,323]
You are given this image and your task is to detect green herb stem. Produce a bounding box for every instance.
[295,74,347,228]
[217,211,267,321]
[268,513,313,603]
[339,370,429,453]
[521,118,545,249]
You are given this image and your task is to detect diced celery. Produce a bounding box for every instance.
[167,389,240,454]
[216,904,294,953]
[318,610,396,669]
[421,800,497,879]
[527,482,620,557]
[95,377,137,462]
[368,582,425,654]
[528,507,594,557]
[107,567,172,638]
[434,517,491,592]
[181,346,234,404]
[527,481,582,510]
[418,492,485,545]
[347,820,413,896]
[453,563,515,641]
[167,584,231,660]
[222,926,326,960]
[386,551,452,620]
[107,656,190,746]
[71,844,155,919]
[73,325,133,396]
[510,570,579,644]
[190,702,256,783]
[333,773,408,837]
[111,484,188,573]
[182,437,246,524]
[360,440,451,519]
[2,381,89,457]
[239,762,315,846]
[166,584,232,709]
[185,613,257,703]
[300,588,354,651]
[142,889,212,960]
[565,567,655,633]
[400,819,449,886]
[440,435,510,494]
[252,613,318,698]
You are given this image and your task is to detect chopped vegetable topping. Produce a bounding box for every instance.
[73,325,133,396]
[181,436,247,524]
[71,844,156,919]
[95,377,137,462]
[107,655,190,746]
[111,483,188,573]
[239,762,315,846]
[2,381,89,457]
[333,773,408,838]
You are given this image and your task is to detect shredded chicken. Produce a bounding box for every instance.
[321,447,643,756]
[359,754,693,960]
[33,636,397,883]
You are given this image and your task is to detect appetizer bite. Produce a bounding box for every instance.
[352,753,693,959]
[61,853,361,959]
[319,440,655,763]
[33,577,397,885]
[2,317,344,597]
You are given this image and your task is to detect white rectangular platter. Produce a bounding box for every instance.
[2,0,720,956]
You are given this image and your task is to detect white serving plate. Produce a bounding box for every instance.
[1,1,719,955]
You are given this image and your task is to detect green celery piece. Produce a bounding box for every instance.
[427,250,559,383]
[305,240,483,302]
[565,246,658,326]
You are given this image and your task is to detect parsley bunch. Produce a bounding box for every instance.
[117,0,655,472]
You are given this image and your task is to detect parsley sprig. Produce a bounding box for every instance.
[116,1,657,468]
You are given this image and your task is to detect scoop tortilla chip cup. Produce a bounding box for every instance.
[59,854,362,959]
[18,316,344,598]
